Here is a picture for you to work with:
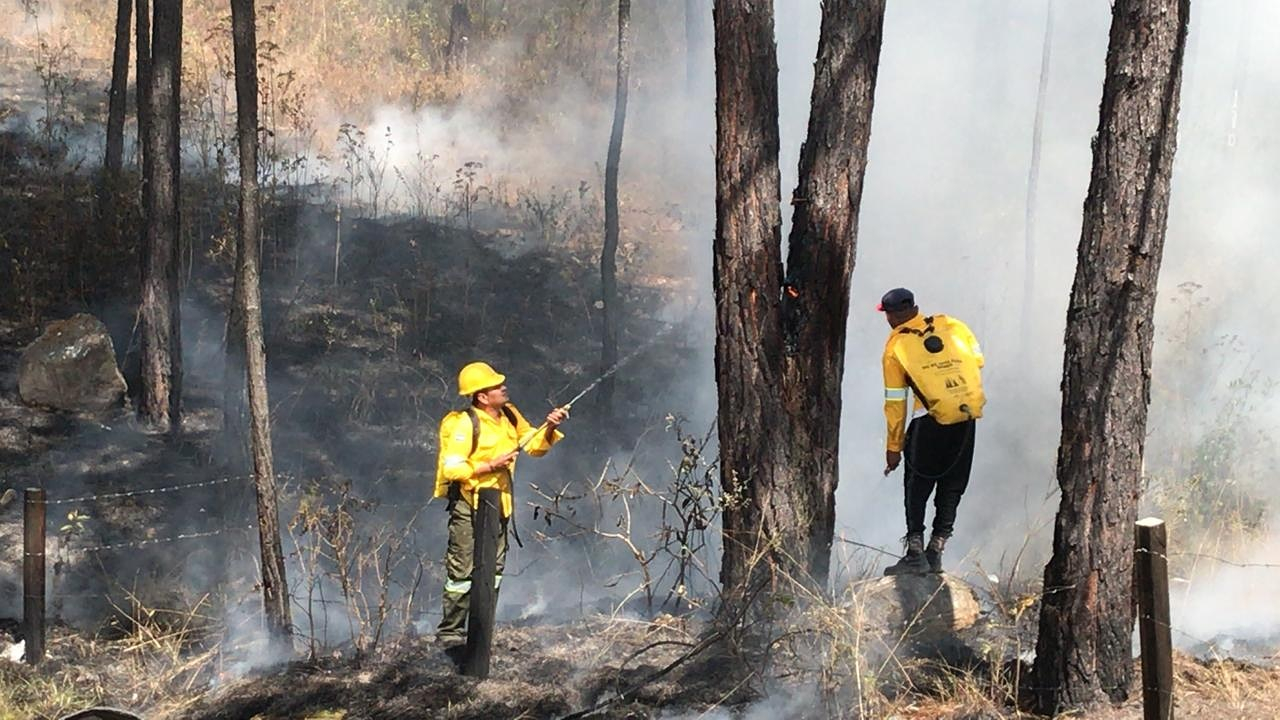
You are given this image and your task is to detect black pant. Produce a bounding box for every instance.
[904,415,976,538]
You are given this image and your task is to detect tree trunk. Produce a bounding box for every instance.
[139,0,183,434]
[599,0,630,412]
[135,0,151,174]
[1032,0,1190,712]
[105,0,131,178]
[96,0,133,300]
[713,0,786,598]
[712,0,884,596]
[444,1,472,74]
[779,0,885,586]
[231,0,292,646]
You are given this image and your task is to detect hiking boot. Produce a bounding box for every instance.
[884,533,928,576]
[925,533,948,574]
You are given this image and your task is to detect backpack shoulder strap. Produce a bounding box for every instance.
[466,406,520,457]
[467,407,481,457]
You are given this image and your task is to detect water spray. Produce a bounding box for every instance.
[518,323,678,450]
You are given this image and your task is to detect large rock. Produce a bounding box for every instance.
[18,314,126,412]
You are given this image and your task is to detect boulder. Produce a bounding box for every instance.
[18,314,126,412]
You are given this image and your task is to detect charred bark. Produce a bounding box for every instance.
[1032,0,1190,712]
[444,1,472,73]
[713,0,884,596]
[232,0,292,645]
[780,0,885,586]
[600,0,630,412]
[135,0,150,174]
[138,0,182,434]
[713,0,786,597]
[105,0,132,178]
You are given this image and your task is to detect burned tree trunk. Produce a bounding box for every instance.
[105,0,132,178]
[231,0,292,645]
[138,0,182,434]
[713,0,884,596]
[779,0,885,586]
[444,1,472,74]
[600,0,630,412]
[135,0,151,173]
[1032,0,1190,713]
[713,0,786,597]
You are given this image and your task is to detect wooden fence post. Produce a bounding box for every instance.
[1136,517,1174,720]
[23,487,47,665]
[464,488,501,678]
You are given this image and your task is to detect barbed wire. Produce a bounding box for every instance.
[73,525,257,553]
[48,476,250,506]
[1167,551,1280,569]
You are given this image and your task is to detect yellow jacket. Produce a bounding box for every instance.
[882,313,985,452]
[434,403,563,517]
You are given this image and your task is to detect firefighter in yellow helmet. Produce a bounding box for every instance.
[878,288,985,576]
[433,361,567,644]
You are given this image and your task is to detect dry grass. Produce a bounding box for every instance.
[0,594,226,720]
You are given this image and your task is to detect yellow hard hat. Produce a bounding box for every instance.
[457,361,506,397]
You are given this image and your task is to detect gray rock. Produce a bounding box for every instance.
[18,314,125,412]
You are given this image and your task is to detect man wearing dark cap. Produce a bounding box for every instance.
[878,288,986,575]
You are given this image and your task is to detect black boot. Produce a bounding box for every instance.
[884,533,928,576]
[925,533,948,574]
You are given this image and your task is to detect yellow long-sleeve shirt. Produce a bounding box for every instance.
[882,313,985,452]
[434,403,563,517]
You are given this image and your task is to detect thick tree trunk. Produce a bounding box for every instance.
[780,0,885,586]
[600,0,630,412]
[713,0,787,598]
[232,0,292,646]
[444,1,472,74]
[713,0,883,595]
[1032,0,1190,713]
[105,0,132,178]
[139,0,182,434]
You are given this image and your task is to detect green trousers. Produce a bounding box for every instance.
[437,496,509,641]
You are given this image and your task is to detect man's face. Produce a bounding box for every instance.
[477,384,509,407]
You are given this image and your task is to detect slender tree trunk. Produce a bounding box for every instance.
[135,0,151,174]
[105,0,132,177]
[1032,0,1190,712]
[712,0,884,596]
[96,0,133,298]
[1020,0,1054,359]
[139,0,182,434]
[600,0,630,412]
[779,0,885,586]
[232,0,292,646]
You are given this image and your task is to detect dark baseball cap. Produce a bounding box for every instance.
[877,288,915,312]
